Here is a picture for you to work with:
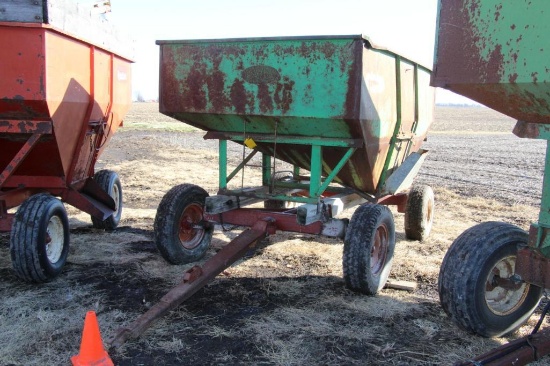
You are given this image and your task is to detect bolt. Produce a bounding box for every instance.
[510,274,523,284]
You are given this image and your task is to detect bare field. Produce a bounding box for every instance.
[0,103,547,365]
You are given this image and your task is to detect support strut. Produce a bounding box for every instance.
[110,219,275,348]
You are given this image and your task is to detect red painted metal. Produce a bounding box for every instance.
[457,326,550,366]
[376,194,408,213]
[111,219,275,348]
[205,208,323,235]
[0,201,12,232]
[0,21,132,231]
[0,134,43,187]
[0,216,13,232]
[516,247,550,289]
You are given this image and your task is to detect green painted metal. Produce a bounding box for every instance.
[309,145,322,199]
[460,1,546,84]
[316,148,356,196]
[262,154,271,187]
[404,65,420,159]
[432,0,550,123]
[514,123,550,255]
[538,143,550,254]
[222,142,353,203]
[227,149,258,184]
[219,139,227,189]
[378,56,403,192]
[293,165,300,177]
[205,132,362,148]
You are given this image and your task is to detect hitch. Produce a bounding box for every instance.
[110,219,275,348]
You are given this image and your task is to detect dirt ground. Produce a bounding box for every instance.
[0,103,547,365]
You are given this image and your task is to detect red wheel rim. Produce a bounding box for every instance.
[370,224,389,275]
[178,203,205,249]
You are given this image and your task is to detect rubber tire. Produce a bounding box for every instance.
[154,184,213,264]
[404,185,434,241]
[438,221,542,337]
[91,170,123,230]
[10,194,70,283]
[343,203,396,295]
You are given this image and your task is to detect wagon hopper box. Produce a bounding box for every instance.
[0,0,133,282]
[433,0,550,364]
[111,35,436,346]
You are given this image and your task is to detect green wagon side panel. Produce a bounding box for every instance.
[160,37,360,137]
[432,0,550,123]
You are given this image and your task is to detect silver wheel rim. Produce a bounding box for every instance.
[112,183,120,216]
[46,215,64,263]
[425,196,434,230]
[485,255,529,316]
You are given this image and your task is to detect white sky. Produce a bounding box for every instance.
[97,0,474,104]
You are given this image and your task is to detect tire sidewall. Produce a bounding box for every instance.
[405,185,434,241]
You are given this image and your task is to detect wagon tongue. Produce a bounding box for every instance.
[109,219,275,348]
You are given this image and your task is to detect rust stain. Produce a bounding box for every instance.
[344,41,363,121]
[230,79,247,114]
[206,69,228,111]
[494,3,502,21]
[257,83,273,113]
[159,52,180,112]
[182,67,208,111]
[273,76,294,114]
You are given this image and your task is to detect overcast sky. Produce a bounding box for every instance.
[91,0,474,104]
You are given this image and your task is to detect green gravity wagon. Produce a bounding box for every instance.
[112,35,435,346]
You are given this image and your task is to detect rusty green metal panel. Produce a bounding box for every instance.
[158,35,434,194]
[158,36,360,137]
[432,0,550,123]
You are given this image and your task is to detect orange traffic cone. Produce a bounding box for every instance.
[71,311,114,366]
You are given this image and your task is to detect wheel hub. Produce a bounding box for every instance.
[178,203,205,249]
[485,255,530,316]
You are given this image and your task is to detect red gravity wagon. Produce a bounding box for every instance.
[0,0,133,282]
